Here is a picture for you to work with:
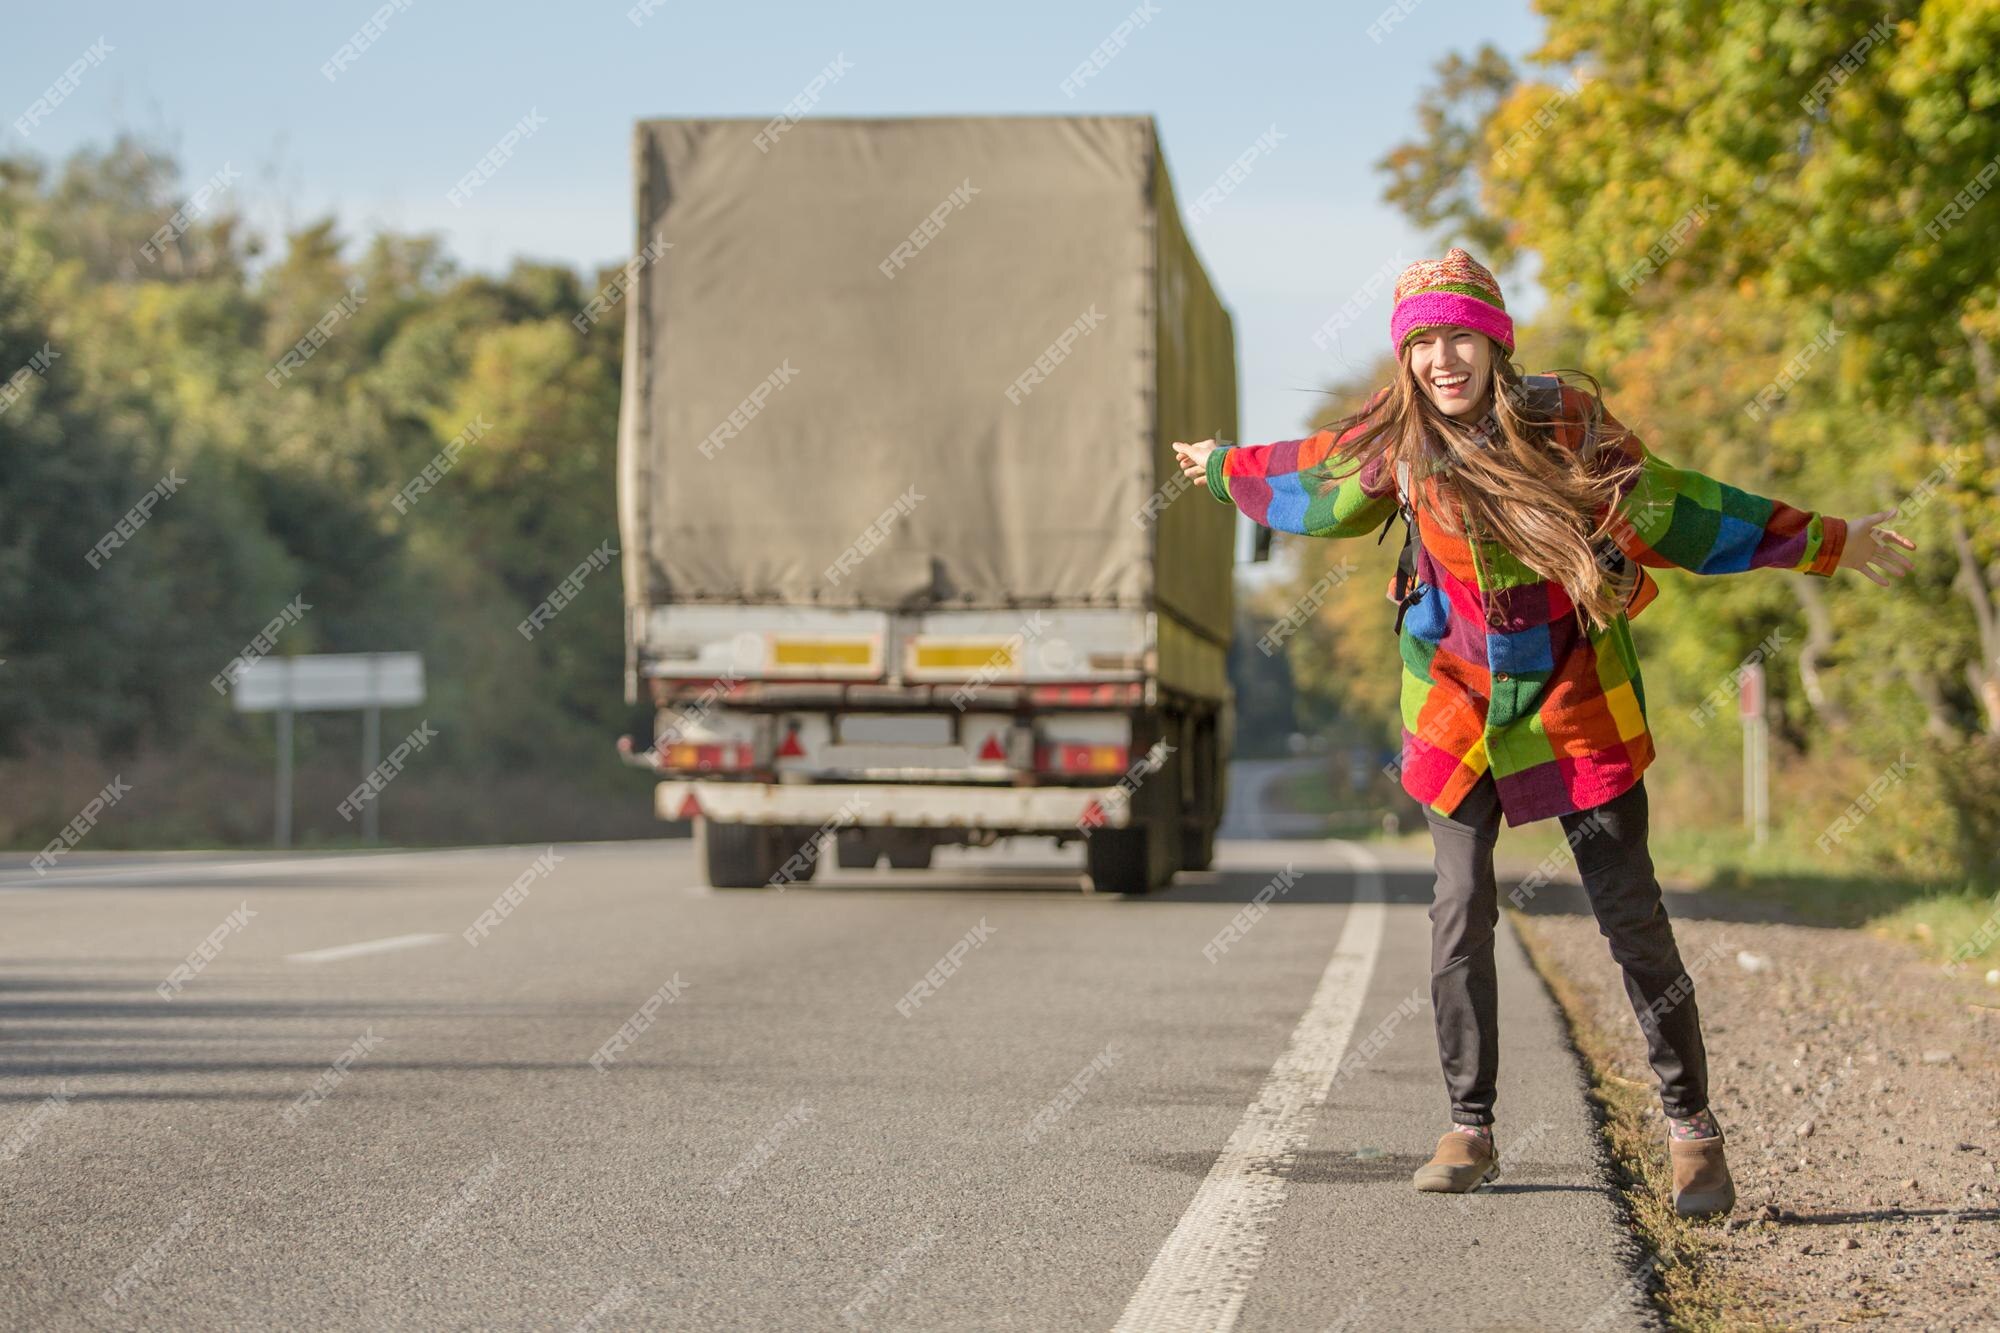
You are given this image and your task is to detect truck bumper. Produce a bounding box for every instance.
[655,781,1134,830]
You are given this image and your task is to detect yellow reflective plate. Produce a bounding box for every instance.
[911,642,1015,671]
[771,639,875,667]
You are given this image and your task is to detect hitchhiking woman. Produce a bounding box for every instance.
[1172,248,1916,1217]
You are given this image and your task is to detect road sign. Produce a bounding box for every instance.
[232,653,424,712]
[231,653,426,847]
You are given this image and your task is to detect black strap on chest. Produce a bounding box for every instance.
[1379,500,1421,633]
[1381,374,1565,635]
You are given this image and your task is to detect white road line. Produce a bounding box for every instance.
[0,853,442,891]
[286,933,449,964]
[1112,840,1387,1333]
[0,845,577,891]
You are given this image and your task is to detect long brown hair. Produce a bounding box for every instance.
[1316,342,1648,631]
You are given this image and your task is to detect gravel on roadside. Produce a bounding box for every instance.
[1511,889,2000,1332]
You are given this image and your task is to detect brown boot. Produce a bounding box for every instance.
[1668,1132,1736,1217]
[1412,1129,1500,1193]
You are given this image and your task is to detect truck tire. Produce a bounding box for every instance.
[835,835,879,870]
[1181,713,1220,871]
[1087,821,1176,894]
[771,827,822,886]
[700,819,778,889]
[1181,819,1217,872]
[885,846,933,870]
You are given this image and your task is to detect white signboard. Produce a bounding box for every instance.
[233,653,425,713]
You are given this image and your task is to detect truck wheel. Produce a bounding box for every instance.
[835,834,879,870]
[769,827,822,886]
[1181,711,1220,871]
[700,819,778,889]
[1087,824,1164,894]
[1181,820,1217,872]
[885,846,933,870]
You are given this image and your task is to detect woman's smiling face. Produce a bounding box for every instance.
[1406,326,1493,418]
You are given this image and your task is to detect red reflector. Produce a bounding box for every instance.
[977,733,1007,761]
[777,726,805,758]
[1027,682,1141,706]
[676,791,702,818]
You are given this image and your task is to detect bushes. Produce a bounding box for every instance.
[1,138,645,850]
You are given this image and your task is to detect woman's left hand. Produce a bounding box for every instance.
[1174,439,1220,481]
[1836,507,1918,586]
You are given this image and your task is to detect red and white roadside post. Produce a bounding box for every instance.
[1740,660,1769,845]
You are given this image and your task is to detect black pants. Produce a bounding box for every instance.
[1422,770,1710,1127]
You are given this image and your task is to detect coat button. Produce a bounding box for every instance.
[1495,671,1511,680]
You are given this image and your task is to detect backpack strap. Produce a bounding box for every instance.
[1382,378,1563,636]
[1380,455,1421,631]
[1518,372,1564,421]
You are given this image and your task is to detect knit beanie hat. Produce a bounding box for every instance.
[1389,247,1514,357]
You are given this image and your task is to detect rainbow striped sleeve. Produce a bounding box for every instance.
[1203,430,1400,539]
[1594,403,1848,578]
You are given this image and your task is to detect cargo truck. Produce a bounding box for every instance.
[614,114,1244,893]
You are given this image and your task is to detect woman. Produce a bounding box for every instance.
[1173,248,1917,1217]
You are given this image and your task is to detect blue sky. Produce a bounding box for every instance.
[4,0,1548,447]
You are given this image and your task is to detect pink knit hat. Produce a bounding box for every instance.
[1389,247,1514,356]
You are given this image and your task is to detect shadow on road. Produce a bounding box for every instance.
[808,860,1445,907]
[1507,874,1922,931]
[1138,1146,1616,1195]
[0,981,641,1099]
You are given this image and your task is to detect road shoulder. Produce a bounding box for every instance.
[1512,889,2000,1331]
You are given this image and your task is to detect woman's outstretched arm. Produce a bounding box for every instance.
[1587,395,1857,578]
[1178,430,1400,539]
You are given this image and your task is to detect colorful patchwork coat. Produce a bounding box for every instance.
[1203,381,1848,826]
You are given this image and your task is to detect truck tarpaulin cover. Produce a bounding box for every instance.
[616,115,1237,639]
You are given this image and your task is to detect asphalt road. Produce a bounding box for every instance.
[1217,757,1332,841]
[1,827,1659,1332]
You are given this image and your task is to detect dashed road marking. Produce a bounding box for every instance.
[286,933,448,964]
[1112,840,1387,1333]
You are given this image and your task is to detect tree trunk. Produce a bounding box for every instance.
[1919,393,2000,737]
[1790,577,1849,730]
[1945,514,2000,736]
[1901,664,1966,744]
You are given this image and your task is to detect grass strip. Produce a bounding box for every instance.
[1510,910,1781,1333]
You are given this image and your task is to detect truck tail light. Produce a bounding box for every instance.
[658,742,756,772]
[1027,683,1143,707]
[1035,742,1129,775]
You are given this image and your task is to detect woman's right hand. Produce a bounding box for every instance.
[1174,439,1221,481]
[1836,507,1918,586]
